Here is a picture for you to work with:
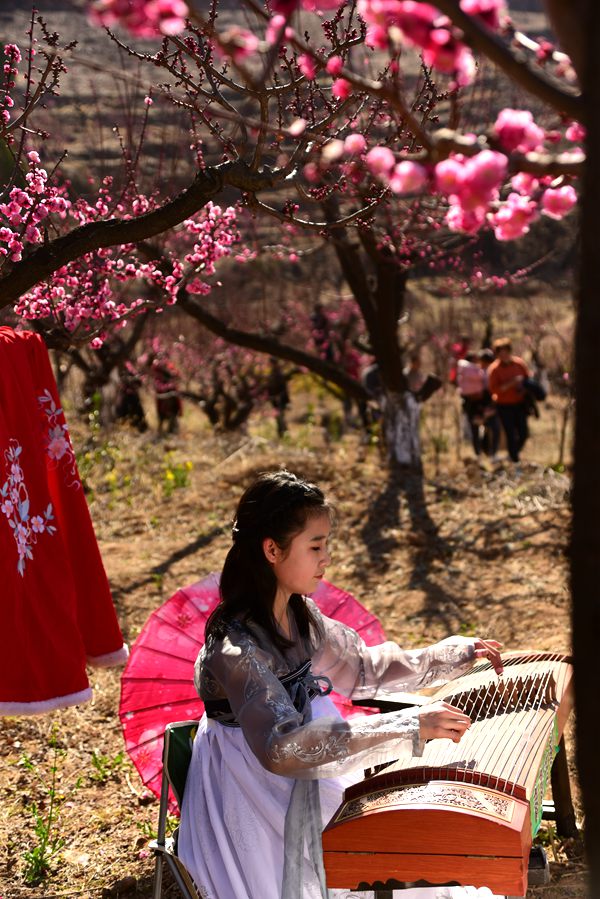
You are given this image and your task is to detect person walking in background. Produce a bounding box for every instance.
[477,349,500,461]
[310,303,334,362]
[115,361,148,433]
[266,357,291,438]
[403,353,427,396]
[487,338,530,464]
[151,355,183,434]
[456,352,486,458]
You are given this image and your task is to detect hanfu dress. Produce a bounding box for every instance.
[177,600,503,899]
[0,327,127,714]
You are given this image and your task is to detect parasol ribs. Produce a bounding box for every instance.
[322,651,574,897]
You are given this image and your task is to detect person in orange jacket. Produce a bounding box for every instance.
[487,338,530,463]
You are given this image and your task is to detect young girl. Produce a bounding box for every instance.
[178,470,504,899]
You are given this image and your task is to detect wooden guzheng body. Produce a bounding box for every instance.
[323,651,573,897]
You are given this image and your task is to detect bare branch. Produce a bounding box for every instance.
[179,292,369,400]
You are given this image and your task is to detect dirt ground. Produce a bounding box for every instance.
[0,391,587,899]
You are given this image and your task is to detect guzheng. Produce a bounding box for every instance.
[323,651,573,897]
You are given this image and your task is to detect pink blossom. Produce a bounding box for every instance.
[463,150,508,197]
[298,54,316,79]
[326,56,344,76]
[303,162,320,183]
[435,156,465,195]
[446,204,486,234]
[272,0,340,9]
[388,160,428,194]
[459,0,504,29]
[393,2,440,47]
[541,185,577,220]
[494,108,545,154]
[566,121,586,142]
[511,172,539,196]
[365,146,395,177]
[365,24,389,49]
[186,278,211,295]
[300,0,342,8]
[89,0,189,38]
[144,96,153,106]
[422,29,475,85]
[4,43,22,64]
[488,192,538,240]
[344,133,367,156]
[332,78,352,100]
[218,27,260,63]
[265,14,287,45]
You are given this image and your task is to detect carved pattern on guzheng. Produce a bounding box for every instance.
[334,782,515,825]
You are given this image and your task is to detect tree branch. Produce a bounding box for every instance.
[179,293,368,401]
[0,161,286,308]
[432,0,583,119]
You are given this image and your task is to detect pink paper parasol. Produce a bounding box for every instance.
[120,574,386,807]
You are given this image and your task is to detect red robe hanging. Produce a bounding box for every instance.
[0,327,127,714]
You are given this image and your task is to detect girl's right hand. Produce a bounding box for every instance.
[418,701,471,743]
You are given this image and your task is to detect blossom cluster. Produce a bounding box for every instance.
[4,155,239,343]
[314,106,579,240]
[89,0,189,37]
[1,43,21,131]
[0,151,70,263]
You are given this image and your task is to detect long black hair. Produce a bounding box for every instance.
[205,470,331,651]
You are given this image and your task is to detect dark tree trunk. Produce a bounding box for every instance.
[330,222,421,466]
[572,5,600,894]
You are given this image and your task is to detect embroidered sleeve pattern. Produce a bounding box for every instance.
[307,600,475,699]
[200,626,421,780]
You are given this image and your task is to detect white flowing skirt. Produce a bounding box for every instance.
[177,695,504,899]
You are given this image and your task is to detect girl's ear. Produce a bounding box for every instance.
[262,537,279,564]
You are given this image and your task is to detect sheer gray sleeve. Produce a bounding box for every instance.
[308,600,475,699]
[203,630,422,780]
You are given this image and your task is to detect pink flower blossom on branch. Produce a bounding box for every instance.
[365,146,396,177]
[344,133,367,156]
[332,78,352,100]
[566,121,586,142]
[493,108,545,154]
[89,0,189,38]
[488,192,538,240]
[459,0,505,30]
[297,54,316,79]
[541,185,577,220]
[357,0,478,85]
[389,160,428,194]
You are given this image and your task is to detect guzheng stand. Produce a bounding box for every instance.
[323,654,577,898]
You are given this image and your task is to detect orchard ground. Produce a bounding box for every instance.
[0,382,586,899]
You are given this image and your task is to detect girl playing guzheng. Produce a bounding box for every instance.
[178,470,505,899]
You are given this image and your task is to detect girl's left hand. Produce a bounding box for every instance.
[473,638,504,675]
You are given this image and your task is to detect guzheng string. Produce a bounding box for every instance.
[418,653,564,799]
[503,653,562,795]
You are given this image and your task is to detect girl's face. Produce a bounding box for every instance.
[265,511,332,598]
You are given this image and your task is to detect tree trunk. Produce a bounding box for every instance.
[572,4,600,894]
[381,390,421,467]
